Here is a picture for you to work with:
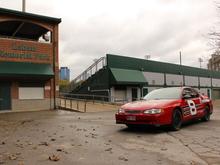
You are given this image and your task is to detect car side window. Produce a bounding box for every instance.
[191,89,199,98]
[182,88,199,99]
[182,88,192,99]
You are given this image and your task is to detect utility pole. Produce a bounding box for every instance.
[22,0,26,12]
[179,51,182,65]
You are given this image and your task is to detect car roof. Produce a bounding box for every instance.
[160,86,192,89]
[155,87,197,92]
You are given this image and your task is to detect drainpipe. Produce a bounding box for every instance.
[53,28,57,109]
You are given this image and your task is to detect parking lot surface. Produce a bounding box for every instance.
[0,109,220,165]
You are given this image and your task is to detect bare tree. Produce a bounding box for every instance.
[209,1,220,51]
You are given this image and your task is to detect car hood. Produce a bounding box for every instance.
[121,99,179,111]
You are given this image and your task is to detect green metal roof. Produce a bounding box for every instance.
[110,68,147,85]
[0,61,54,77]
[0,7,61,24]
[107,54,220,78]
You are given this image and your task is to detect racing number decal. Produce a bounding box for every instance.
[187,100,197,115]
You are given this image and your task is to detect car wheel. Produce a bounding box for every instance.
[201,106,210,122]
[171,109,182,131]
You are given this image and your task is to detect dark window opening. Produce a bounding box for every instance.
[0,20,52,43]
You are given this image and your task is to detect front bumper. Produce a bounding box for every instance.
[115,113,168,125]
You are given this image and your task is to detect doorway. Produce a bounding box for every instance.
[131,88,138,101]
[0,83,11,110]
[142,87,148,97]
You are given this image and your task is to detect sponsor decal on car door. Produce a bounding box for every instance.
[187,100,197,115]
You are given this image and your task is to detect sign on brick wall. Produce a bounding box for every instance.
[0,38,52,63]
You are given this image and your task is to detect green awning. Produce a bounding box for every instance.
[110,68,147,85]
[0,61,54,78]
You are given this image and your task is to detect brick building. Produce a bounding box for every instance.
[207,51,220,71]
[0,8,61,111]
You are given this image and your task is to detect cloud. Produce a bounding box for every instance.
[0,0,218,79]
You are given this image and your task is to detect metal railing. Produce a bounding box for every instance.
[60,93,111,102]
[59,92,137,103]
[72,56,106,84]
[58,93,124,112]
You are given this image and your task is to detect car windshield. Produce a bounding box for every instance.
[143,88,182,100]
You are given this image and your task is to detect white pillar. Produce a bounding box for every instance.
[126,87,132,102]
[110,87,115,102]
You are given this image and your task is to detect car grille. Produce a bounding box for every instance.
[125,110,142,114]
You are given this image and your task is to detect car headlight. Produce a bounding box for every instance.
[118,108,125,113]
[144,109,163,114]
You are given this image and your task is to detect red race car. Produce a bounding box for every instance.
[115,87,213,130]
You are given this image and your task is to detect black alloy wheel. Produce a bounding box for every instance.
[171,109,182,131]
[201,106,210,122]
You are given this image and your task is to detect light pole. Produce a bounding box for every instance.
[179,51,182,65]
[144,55,151,60]
[22,0,26,12]
[198,57,203,68]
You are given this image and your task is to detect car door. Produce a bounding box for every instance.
[190,88,205,118]
[181,88,201,121]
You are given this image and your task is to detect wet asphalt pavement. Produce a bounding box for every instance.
[0,109,220,165]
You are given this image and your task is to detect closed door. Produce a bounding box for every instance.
[0,83,11,110]
[132,88,138,101]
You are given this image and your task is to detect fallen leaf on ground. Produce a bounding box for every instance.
[49,154,60,161]
[51,138,56,141]
[105,148,112,151]
[190,161,196,165]
[8,154,17,160]
[118,156,128,161]
[160,148,167,151]
[56,148,63,152]
[28,142,33,145]
[39,142,49,146]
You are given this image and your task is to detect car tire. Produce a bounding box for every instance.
[170,109,182,131]
[201,106,210,122]
[126,124,137,129]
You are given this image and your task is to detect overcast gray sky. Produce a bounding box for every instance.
[0,0,218,79]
